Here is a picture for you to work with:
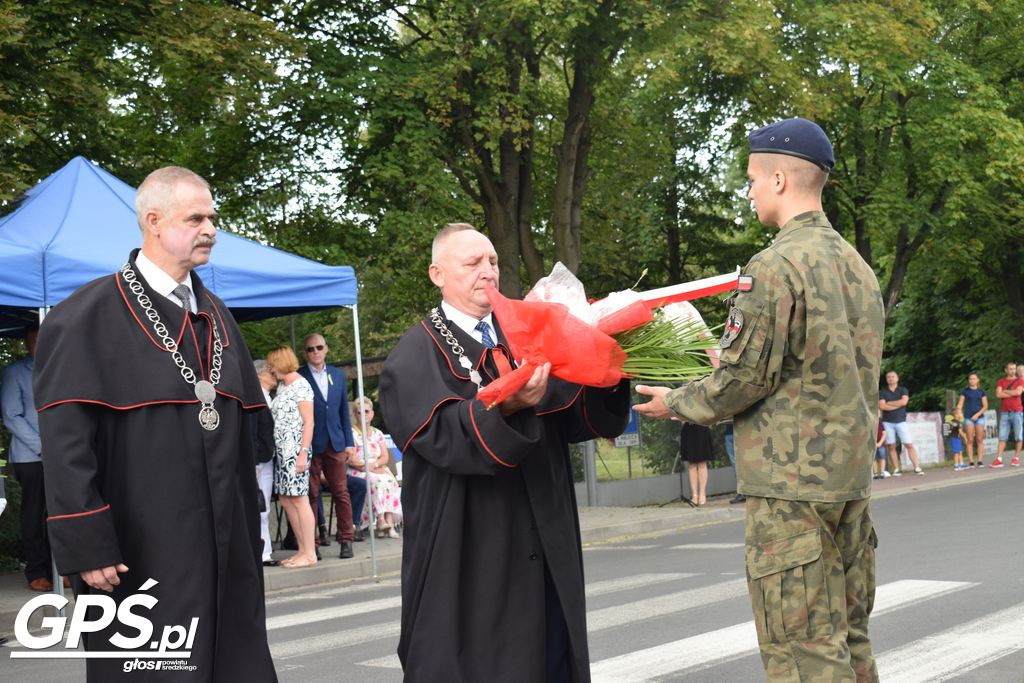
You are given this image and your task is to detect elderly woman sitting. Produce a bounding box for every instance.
[348,397,403,538]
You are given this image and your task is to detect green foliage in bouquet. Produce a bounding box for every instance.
[615,311,720,382]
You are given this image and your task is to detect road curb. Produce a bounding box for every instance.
[263,551,402,592]
[580,507,744,547]
[868,466,1023,500]
[262,506,747,595]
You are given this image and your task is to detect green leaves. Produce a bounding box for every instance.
[2,0,1021,410]
[616,312,718,382]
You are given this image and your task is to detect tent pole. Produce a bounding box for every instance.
[351,303,377,578]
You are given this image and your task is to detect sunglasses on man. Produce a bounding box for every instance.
[306,344,325,353]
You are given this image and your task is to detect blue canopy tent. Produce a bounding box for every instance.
[0,156,358,325]
[0,156,385,575]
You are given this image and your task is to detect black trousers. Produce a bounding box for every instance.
[12,461,52,582]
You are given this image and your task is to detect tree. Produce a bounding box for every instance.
[347,0,668,296]
[0,0,339,240]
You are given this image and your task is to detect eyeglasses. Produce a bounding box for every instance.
[305,344,325,353]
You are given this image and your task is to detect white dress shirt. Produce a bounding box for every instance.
[441,301,496,346]
[136,251,196,313]
[308,364,330,398]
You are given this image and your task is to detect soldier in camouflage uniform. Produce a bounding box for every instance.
[635,117,885,682]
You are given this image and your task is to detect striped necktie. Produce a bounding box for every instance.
[475,321,496,348]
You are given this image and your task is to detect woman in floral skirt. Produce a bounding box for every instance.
[348,397,403,538]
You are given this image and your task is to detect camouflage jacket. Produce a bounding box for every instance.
[665,211,884,502]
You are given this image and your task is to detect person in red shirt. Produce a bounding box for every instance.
[992,362,1023,467]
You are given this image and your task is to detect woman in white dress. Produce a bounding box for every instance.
[348,397,403,538]
[267,346,316,568]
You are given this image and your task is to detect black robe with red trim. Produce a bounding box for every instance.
[33,250,276,682]
[379,309,630,683]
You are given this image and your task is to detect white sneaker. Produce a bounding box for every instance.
[880,470,891,478]
[914,467,924,475]
[892,469,902,476]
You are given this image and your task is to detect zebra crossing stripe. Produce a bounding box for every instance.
[359,653,403,669]
[592,620,754,681]
[586,573,697,598]
[272,622,402,660]
[589,579,974,682]
[267,573,695,637]
[271,574,698,660]
[266,578,401,606]
[875,603,1024,682]
[265,595,402,631]
[669,543,744,550]
[587,579,748,632]
[351,576,744,670]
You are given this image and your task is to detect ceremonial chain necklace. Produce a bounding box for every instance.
[122,263,224,431]
[429,308,483,392]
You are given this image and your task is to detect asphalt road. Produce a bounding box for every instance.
[6,473,1024,681]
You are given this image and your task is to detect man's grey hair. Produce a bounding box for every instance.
[135,167,210,232]
[253,359,269,374]
[431,223,477,263]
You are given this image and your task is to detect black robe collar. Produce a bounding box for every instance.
[35,250,265,412]
[116,249,236,364]
[421,305,516,387]
[418,305,583,413]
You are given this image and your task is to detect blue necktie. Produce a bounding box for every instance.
[475,321,496,348]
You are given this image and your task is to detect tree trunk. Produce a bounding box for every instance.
[482,192,523,299]
[882,222,911,318]
[551,0,621,274]
[881,185,950,319]
[552,68,593,273]
[881,96,951,319]
[518,126,544,287]
[665,135,681,284]
[567,119,591,272]
[851,117,872,265]
[1002,242,1024,341]
[465,119,524,298]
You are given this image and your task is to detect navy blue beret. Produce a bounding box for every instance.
[748,117,834,171]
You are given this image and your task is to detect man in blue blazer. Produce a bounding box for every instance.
[299,333,363,559]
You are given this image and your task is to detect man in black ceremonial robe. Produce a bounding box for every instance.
[380,223,630,683]
[33,167,276,681]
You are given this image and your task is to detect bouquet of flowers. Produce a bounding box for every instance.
[477,263,739,408]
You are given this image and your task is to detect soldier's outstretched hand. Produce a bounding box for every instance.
[634,385,673,419]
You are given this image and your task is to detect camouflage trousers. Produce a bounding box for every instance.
[745,496,879,683]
